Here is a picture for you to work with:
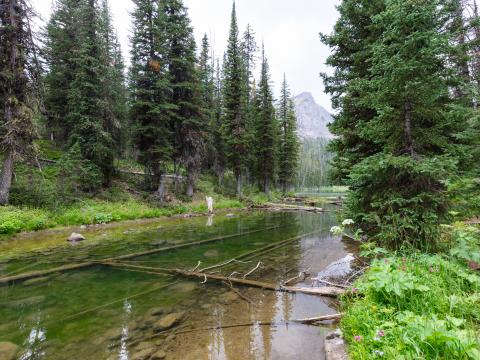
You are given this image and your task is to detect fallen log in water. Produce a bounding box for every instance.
[102,262,345,297]
[260,203,328,213]
[130,313,343,346]
[0,226,282,286]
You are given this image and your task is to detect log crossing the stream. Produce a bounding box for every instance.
[102,261,345,297]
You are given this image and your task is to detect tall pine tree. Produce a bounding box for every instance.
[0,0,40,204]
[161,0,203,197]
[278,75,299,193]
[67,0,116,185]
[325,0,468,247]
[129,0,172,199]
[254,46,277,194]
[222,2,248,197]
[43,0,82,143]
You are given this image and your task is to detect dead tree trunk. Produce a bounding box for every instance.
[0,150,14,205]
[236,172,243,198]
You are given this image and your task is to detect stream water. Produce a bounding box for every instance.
[0,209,357,360]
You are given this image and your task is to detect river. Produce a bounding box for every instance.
[0,209,356,360]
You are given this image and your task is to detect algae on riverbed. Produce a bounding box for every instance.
[0,210,354,360]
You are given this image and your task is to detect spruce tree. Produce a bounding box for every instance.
[129,0,172,199]
[67,0,116,186]
[43,0,82,143]
[325,0,467,247]
[98,0,128,154]
[240,24,258,185]
[278,75,299,193]
[212,59,227,184]
[199,34,216,171]
[321,0,385,183]
[0,0,40,205]
[222,2,248,197]
[254,47,277,194]
[161,0,203,197]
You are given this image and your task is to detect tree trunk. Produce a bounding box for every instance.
[236,172,243,198]
[403,101,417,158]
[186,174,194,197]
[264,177,270,195]
[0,150,14,205]
[156,175,167,202]
[217,171,224,187]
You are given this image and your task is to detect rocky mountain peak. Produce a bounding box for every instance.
[294,92,333,139]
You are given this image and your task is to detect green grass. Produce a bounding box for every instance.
[0,197,245,236]
[341,226,480,359]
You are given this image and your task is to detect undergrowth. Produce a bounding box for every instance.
[0,197,245,236]
[341,225,480,359]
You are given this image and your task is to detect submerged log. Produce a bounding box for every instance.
[102,262,345,297]
[0,226,281,286]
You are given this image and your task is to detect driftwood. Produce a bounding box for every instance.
[0,226,281,286]
[102,262,345,297]
[262,203,328,213]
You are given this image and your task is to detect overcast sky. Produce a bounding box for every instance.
[33,0,340,112]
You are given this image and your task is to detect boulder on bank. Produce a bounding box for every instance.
[0,342,20,360]
[68,233,86,242]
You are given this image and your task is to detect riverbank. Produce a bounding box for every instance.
[0,196,245,237]
[340,223,480,359]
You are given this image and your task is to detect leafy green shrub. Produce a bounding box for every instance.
[341,253,480,359]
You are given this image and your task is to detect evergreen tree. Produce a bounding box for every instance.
[129,0,172,199]
[67,0,116,186]
[0,0,40,205]
[325,0,467,248]
[212,58,227,184]
[43,0,82,143]
[278,75,299,193]
[240,24,258,185]
[161,0,203,197]
[222,2,248,197]
[98,0,128,154]
[321,0,385,183]
[199,34,216,171]
[254,47,277,193]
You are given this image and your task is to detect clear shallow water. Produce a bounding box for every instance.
[0,210,356,360]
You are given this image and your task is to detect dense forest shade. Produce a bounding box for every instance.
[0,0,302,209]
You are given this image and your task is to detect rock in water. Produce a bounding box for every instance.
[68,232,86,242]
[151,350,167,360]
[0,342,19,360]
[131,347,156,360]
[153,313,183,332]
[218,291,240,305]
[203,250,219,258]
[324,330,348,360]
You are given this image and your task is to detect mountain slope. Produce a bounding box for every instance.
[294,92,333,139]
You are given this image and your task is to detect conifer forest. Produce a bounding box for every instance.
[0,1,479,360]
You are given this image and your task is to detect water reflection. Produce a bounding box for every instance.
[20,314,46,360]
[0,211,354,360]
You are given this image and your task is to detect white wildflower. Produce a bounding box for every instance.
[342,219,355,226]
[330,226,343,236]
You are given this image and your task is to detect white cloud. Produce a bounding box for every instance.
[33,0,340,111]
